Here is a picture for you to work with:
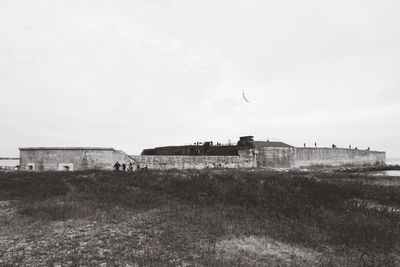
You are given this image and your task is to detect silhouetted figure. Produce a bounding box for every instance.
[332,144,336,148]
[349,145,351,149]
[304,143,306,147]
[122,163,126,172]
[314,142,317,148]
[114,161,121,171]
[128,162,133,172]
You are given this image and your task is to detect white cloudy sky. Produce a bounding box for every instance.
[1,0,400,157]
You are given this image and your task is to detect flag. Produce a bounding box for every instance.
[242,92,250,103]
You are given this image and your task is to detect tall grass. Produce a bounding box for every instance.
[0,171,69,200]
[1,169,399,265]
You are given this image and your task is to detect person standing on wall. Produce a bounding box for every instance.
[122,163,126,172]
[114,161,121,171]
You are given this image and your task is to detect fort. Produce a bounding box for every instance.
[18,136,386,171]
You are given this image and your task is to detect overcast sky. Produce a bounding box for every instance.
[1,0,400,157]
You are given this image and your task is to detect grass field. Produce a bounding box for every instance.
[1,169,400,266]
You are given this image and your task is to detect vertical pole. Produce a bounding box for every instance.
[241,100,244,136]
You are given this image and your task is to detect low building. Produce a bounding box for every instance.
[19,147,133,171]
[136,136,257,169]
[18,136,386,171]
[139,136,385,169]
[138,136,295,169]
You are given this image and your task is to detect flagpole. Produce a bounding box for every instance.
[241,91,249,136]
[241,100,244,136]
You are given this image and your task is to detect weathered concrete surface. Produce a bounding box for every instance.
[256,147,295,168]
[238,149,258,168]
[132,150,256,170]
[294,148,385,168]
[18,145,387,171]
[19,148,133,171]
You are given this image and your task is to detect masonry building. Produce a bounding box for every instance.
[19,147,132,171]
[18,136,386,171]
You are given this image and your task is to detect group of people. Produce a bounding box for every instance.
[303,143,370,151]
[304,142,319,148]
[113,161,134,172]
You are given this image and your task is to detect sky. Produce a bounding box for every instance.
[1,0,400,157]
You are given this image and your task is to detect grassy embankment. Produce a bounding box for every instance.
[1,169,400,266]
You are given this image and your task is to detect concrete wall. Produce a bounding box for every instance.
[256,147,295,168]
[19,148,133,171]
[131,150,256,170]
[18,146,387,171]
[238,149,258,168]
[294,148,386,167]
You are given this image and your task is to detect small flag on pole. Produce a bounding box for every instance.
[242,92,250,103]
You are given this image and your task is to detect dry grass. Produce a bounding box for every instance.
[216,236,322,265]
[0,169,400,266]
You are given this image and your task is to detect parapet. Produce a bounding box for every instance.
[19,147,115,151]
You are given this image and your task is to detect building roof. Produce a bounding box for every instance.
[253,141,294,148]
[141,145,239,156]
[240,136,254,139]
[19,147,115,151]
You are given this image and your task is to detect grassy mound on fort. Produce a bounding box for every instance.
[1,169,400,266]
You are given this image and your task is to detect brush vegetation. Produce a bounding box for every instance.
[1,169,400,266]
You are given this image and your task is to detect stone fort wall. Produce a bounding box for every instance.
[19,148,132,171]
[294,148,385,168]
[19,146,386,171]
[131,147,385,169]
[131,149,257,170]
[256,147,296,168]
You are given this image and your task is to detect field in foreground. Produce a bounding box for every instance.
[1,169,400,266]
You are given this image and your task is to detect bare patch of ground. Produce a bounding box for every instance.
[349,198,400,215]
[0,207,171,266]
[216,236,322,266]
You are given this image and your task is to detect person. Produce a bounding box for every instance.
[128,162,133,172]
[314,142,317,148]
[304,143,306,147]
[114,161,121,171]
[122,163,126,172]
